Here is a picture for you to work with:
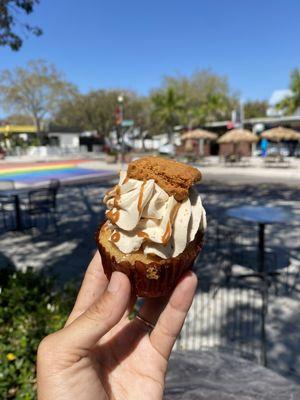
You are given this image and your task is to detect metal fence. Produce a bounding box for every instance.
[173,214,298,367]
[174,279,266,365]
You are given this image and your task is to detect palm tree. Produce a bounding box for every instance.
[188,93,231,127]
[151,87,184,143]
[277,69,300,115]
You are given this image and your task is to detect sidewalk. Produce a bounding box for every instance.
[1,155,300,186]
[83,159,300,186]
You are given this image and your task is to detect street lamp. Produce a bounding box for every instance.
[117,94,124,164]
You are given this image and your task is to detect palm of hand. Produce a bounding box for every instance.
[49,319,166,400]
[37,253,197,400]
[94,320,166,399]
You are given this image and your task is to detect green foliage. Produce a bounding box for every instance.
[124,95,151,136]
[53,90,151,139]
[52,69,238,142]
[150,86,184,136]
[53,90,120,136]
[243,100,268,119]
[50,68,240,142]
[161,69,238,127]
[0,1,42,51]
[4,114,34,125]
[0,60,77,136]
[147,70,238,140]
[276,69,300,115]
[0,267,77,399]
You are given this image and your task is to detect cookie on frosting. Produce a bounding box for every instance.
[127,156,201,201]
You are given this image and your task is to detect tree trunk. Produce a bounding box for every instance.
[141,129,146,151]
[34,116,43,145]
[141,136,146,151]
[168,128,173,145]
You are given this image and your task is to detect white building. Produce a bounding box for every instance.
[48,131,81,148]
[267,89,293,117]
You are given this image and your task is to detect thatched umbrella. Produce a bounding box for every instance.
[218,128,258,157]
[261,126,300,156]
[218,128,258,144]
[261,126,300,142]
[181,129,217,141]
[181,129,217,156]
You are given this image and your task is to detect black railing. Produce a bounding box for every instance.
[174,279,266,365]
[174,215,299,367]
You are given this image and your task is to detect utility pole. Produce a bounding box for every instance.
[117,94,124,165]
[240,99,244,129]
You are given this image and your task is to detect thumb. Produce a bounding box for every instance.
[61,271,131,353]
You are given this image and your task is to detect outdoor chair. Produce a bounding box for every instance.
[224,154,242,165]
[0,180,16,230]
[264,154,290,168]
[26,179,60,233]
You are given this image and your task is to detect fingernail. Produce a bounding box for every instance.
[107,272,121,293]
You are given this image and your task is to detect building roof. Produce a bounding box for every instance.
[0,125,36,134]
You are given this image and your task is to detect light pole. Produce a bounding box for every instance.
[117,94,124,164]
[240,99,244,129]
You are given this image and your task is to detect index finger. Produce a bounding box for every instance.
[65,251,108,326]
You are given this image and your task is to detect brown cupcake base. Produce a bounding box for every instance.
[96,225,204,298]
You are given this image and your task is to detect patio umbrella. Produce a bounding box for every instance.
[261,126,300,142]
[181,129,217,141]
[217,128,258,157]
[181,129,217,156]
[217,128,258,144]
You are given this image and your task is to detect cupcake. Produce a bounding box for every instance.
[97,156,206,297]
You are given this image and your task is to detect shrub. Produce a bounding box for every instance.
[0,267,77,399]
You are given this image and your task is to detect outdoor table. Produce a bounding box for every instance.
[0,187,32,231]
[165,350,300,399]
[226,205,292,277]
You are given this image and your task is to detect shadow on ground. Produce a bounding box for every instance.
[0,180,300,383]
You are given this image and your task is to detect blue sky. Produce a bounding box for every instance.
[1,0,300,101]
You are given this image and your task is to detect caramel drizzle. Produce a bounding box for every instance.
[138,180,146,213]
[162,222,171,246]
[113,185,121,208]
[111,231,120,243]
[137,231,149,240]
[106,209,120,223]
[161,203,180,246]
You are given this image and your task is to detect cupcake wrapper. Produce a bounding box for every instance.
[96,225,204,298]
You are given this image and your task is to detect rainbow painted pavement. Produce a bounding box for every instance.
[0,160,114,184]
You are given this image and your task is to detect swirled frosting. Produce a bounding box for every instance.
[103,170,206,259]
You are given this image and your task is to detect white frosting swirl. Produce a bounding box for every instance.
[103,170,206,259]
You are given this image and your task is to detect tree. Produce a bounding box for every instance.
[243,100,268,119]
[124,95,151,149]
[0,60,77,141]
[276,69,300,115]
[0,0,42,51]
[53,90,151,146]
[5,113,33,125]
[53,90,119,138]
[163,69,238,127]
[150,87,184,142]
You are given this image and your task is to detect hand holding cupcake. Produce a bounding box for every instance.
[97,156,206,297]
